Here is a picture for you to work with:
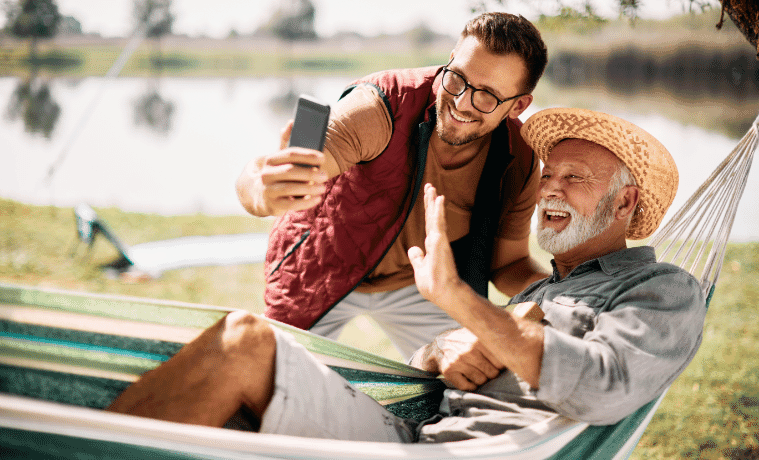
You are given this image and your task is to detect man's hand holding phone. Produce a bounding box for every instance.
[236,96,331,217]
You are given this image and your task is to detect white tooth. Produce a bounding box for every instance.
[451,111,473,123]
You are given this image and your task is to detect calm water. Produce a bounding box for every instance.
[2,75,758,241]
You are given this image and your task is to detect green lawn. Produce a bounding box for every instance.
[1,197,757,458]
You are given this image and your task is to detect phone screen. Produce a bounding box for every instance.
[289,97,330,151]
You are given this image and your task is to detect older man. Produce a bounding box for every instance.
[108,108,705,443]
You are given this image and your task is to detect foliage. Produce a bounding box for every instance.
[256,0,317,41]
[5,77,60,138]
[404,22,440,47]
[618,0,640,23]
[133,0,174,38]
[536,5,607,33]
[468,0,720,23]
[3,0,61,60]
[4,0,60,41]
[58,15,81,35]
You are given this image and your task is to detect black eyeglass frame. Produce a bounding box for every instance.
[441,59,528,114]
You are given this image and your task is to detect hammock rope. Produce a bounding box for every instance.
[651,114,758,295]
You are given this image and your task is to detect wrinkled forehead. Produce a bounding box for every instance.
[544,138,624,174]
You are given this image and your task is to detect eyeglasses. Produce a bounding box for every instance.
[441,62,527,114]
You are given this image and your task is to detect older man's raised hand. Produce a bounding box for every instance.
[407,184,466,306]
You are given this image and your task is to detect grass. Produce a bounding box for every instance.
[633,244,759,459]
[0,37,453,79]
[2,197,758,458]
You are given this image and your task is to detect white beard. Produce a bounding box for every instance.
[537,194,617,255]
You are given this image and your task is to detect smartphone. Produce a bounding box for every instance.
[288,95,331,151]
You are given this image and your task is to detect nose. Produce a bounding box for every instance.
[453,88,475,112]
[539,176,564,200]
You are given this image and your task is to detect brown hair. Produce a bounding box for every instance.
[458,12,548,93]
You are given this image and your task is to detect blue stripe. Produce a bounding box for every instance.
[0,331,170,362]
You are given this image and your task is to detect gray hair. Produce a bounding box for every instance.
[606,163,637,226]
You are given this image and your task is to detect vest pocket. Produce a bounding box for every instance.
[269,230,310,277]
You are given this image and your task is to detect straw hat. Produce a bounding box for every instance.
[520,107,678,240]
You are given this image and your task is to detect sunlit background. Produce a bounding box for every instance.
[3,0,756,238]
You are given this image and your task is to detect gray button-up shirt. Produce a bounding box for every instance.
[418,246,706,442]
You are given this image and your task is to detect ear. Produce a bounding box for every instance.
[615,185,640,221]
[505,94,533,120]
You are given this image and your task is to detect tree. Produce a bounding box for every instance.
[467,0,720,23]
[58,15,82,35]
[133,0,174,39]
[5,0,62,61]
[258,0,317,41]
[133,0,175,70]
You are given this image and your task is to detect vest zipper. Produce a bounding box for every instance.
[269,229,310,277]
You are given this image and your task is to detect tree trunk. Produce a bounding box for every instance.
[719,0,759,56]
[29,36,39,63]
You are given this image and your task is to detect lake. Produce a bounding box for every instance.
[2,75,758,241]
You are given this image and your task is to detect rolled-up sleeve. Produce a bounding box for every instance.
[324,84,392,174]
[536,269,706,425]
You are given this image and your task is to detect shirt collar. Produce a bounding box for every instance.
[549,246,657,279]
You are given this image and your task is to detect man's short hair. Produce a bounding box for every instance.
[458,12,548,93]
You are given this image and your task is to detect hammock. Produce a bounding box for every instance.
[0,114,756,459]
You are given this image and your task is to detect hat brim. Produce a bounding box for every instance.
[520,107,678,239]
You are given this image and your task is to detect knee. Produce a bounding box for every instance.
[221,311,276,357]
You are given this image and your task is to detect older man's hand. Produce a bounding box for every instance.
[416,328,504,391]
[408,184,466,307]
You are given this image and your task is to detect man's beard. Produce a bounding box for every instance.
[434,99,485,146]
[536,191,617,255]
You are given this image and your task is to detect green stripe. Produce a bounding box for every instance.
[382,388,445,421]
[0,426,214,460]
[1,331,170,362]
[0,336,162,376]
[284,325,433,376]
[352,381,441,402]
[545,398,658,460]
[0,319,184,358]
[0,365,130,409]
[0,283,227,329]
[0,283,435,378]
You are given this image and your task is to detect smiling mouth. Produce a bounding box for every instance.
[545,210,570,221]
[448,104,475,123]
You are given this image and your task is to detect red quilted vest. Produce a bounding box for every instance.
[264,66,535,330]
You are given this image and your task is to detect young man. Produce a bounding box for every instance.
[235,13,551,359]
[110,108,706,443]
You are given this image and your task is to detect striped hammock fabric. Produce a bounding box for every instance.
[1,114,756,459]
[0,283,657,460]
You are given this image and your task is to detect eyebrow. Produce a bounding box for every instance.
[448,65,508,101]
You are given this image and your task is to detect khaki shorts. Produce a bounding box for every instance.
[309,284,461,360]
[259,326,416,443]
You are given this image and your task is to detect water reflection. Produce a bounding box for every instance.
[133,82,176,134]
[545,45,759,138]
[5,67,61,139]
[267,79,319,115]
[132,56,177,135]
[1,76,756,240]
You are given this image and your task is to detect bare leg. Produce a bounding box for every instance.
[107,311,276,427]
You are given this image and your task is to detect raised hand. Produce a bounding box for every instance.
[407,184,464,306]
